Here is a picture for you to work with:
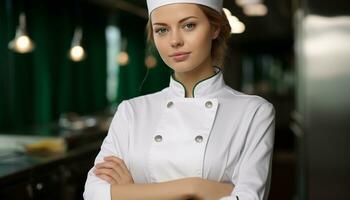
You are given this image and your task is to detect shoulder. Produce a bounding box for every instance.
[221,86,274,110]
[124,89,166,106]
[117,89,167,115]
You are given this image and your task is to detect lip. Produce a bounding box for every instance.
[169,52,191,62]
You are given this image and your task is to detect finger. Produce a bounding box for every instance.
[94,168,134,184]
[95,169,121,183]
[99,160,134,184]
[97,174,117,185]
[104,156,130,174]
[96,161,126,176]
[94,168,122,184]
[104,156,123,165]
[103,157,128,175]
[95,167,121,181]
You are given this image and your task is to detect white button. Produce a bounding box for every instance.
[154,135,163,142]
[205,101,213,108]
[195,135,203,143]
[167,101,174,108]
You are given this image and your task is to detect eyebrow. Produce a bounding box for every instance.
[152,16,198,26]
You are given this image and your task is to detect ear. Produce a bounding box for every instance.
[211,25,220,40]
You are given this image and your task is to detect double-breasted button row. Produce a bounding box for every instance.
[166,101,213,108]
[154,135,204,143]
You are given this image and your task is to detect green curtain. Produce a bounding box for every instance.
[0,0,172,133]
[0,0,107,132]
[0,0,14,131]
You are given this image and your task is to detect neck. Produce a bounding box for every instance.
[173,59,215,98]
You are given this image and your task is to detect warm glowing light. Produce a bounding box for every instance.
[9,35,35,53]
[69,27,85,62]
[228,15,239,23]
[145,55,157,68]
[8,12,35,54]
[118,51,129,66]
[243,3,268,16]
[235,0,245,6]
[16,35,30,49]
[223,7,245,34]
[235,0,262,7]
[223,8,232,17]
[228,16,245,34]
[232,21,246,34]
[69,45,85,62]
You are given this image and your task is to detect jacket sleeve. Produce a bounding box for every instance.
[220,102,276,200]
[83,100,130,200]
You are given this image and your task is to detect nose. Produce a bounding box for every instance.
[169,30,184,48]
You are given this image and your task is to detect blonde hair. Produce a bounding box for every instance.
[146,5,231,67]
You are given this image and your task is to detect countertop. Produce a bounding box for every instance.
[0,125,107,186]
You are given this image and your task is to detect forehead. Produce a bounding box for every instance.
[150,3,205,23]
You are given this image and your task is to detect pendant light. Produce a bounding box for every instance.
[69,26,86,62]
[117,38,129,66]
[223,8,246,34]
[235,0,268,17]
[8,12,35,53]
[144,45,157,69]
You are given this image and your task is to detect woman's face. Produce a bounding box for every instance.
[151,3,219,73]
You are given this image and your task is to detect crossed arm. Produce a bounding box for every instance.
[94,156,234,200]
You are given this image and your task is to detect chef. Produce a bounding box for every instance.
[84,0,275,200]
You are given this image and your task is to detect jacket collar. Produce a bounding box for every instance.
[167,66,225,98]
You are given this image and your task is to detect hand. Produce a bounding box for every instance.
[94,156,134,185]
[191,178,234,200]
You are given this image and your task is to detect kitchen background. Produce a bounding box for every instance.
[0,0,349,199]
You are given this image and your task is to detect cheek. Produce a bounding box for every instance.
[154,38,167,56]
[187,32,212,55]
[154,38,172,64]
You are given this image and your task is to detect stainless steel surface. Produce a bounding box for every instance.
[294,0,350,199]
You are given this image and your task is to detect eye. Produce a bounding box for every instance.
[154,27,168,35]
[183,23,196,31]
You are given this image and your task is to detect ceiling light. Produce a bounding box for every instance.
[223,8,246,34]
[118,51,129,66]
[118,38,129,66]
[145,55,157,68]
[69,27,86,62]
[235,0,262,7]
[230,19,246,34]
[243,3,268,16]
[8,13,35,53]
[223,8,232,16]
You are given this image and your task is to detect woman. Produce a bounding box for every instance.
[84,0,275,200]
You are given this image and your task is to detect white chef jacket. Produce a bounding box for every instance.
[84,66,275,200]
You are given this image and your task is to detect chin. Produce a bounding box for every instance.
[167,61,198,73]
[169,65,194,73]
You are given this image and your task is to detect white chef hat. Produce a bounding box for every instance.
[146,0,223,15]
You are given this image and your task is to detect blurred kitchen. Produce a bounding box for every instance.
[0,0,349,199]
